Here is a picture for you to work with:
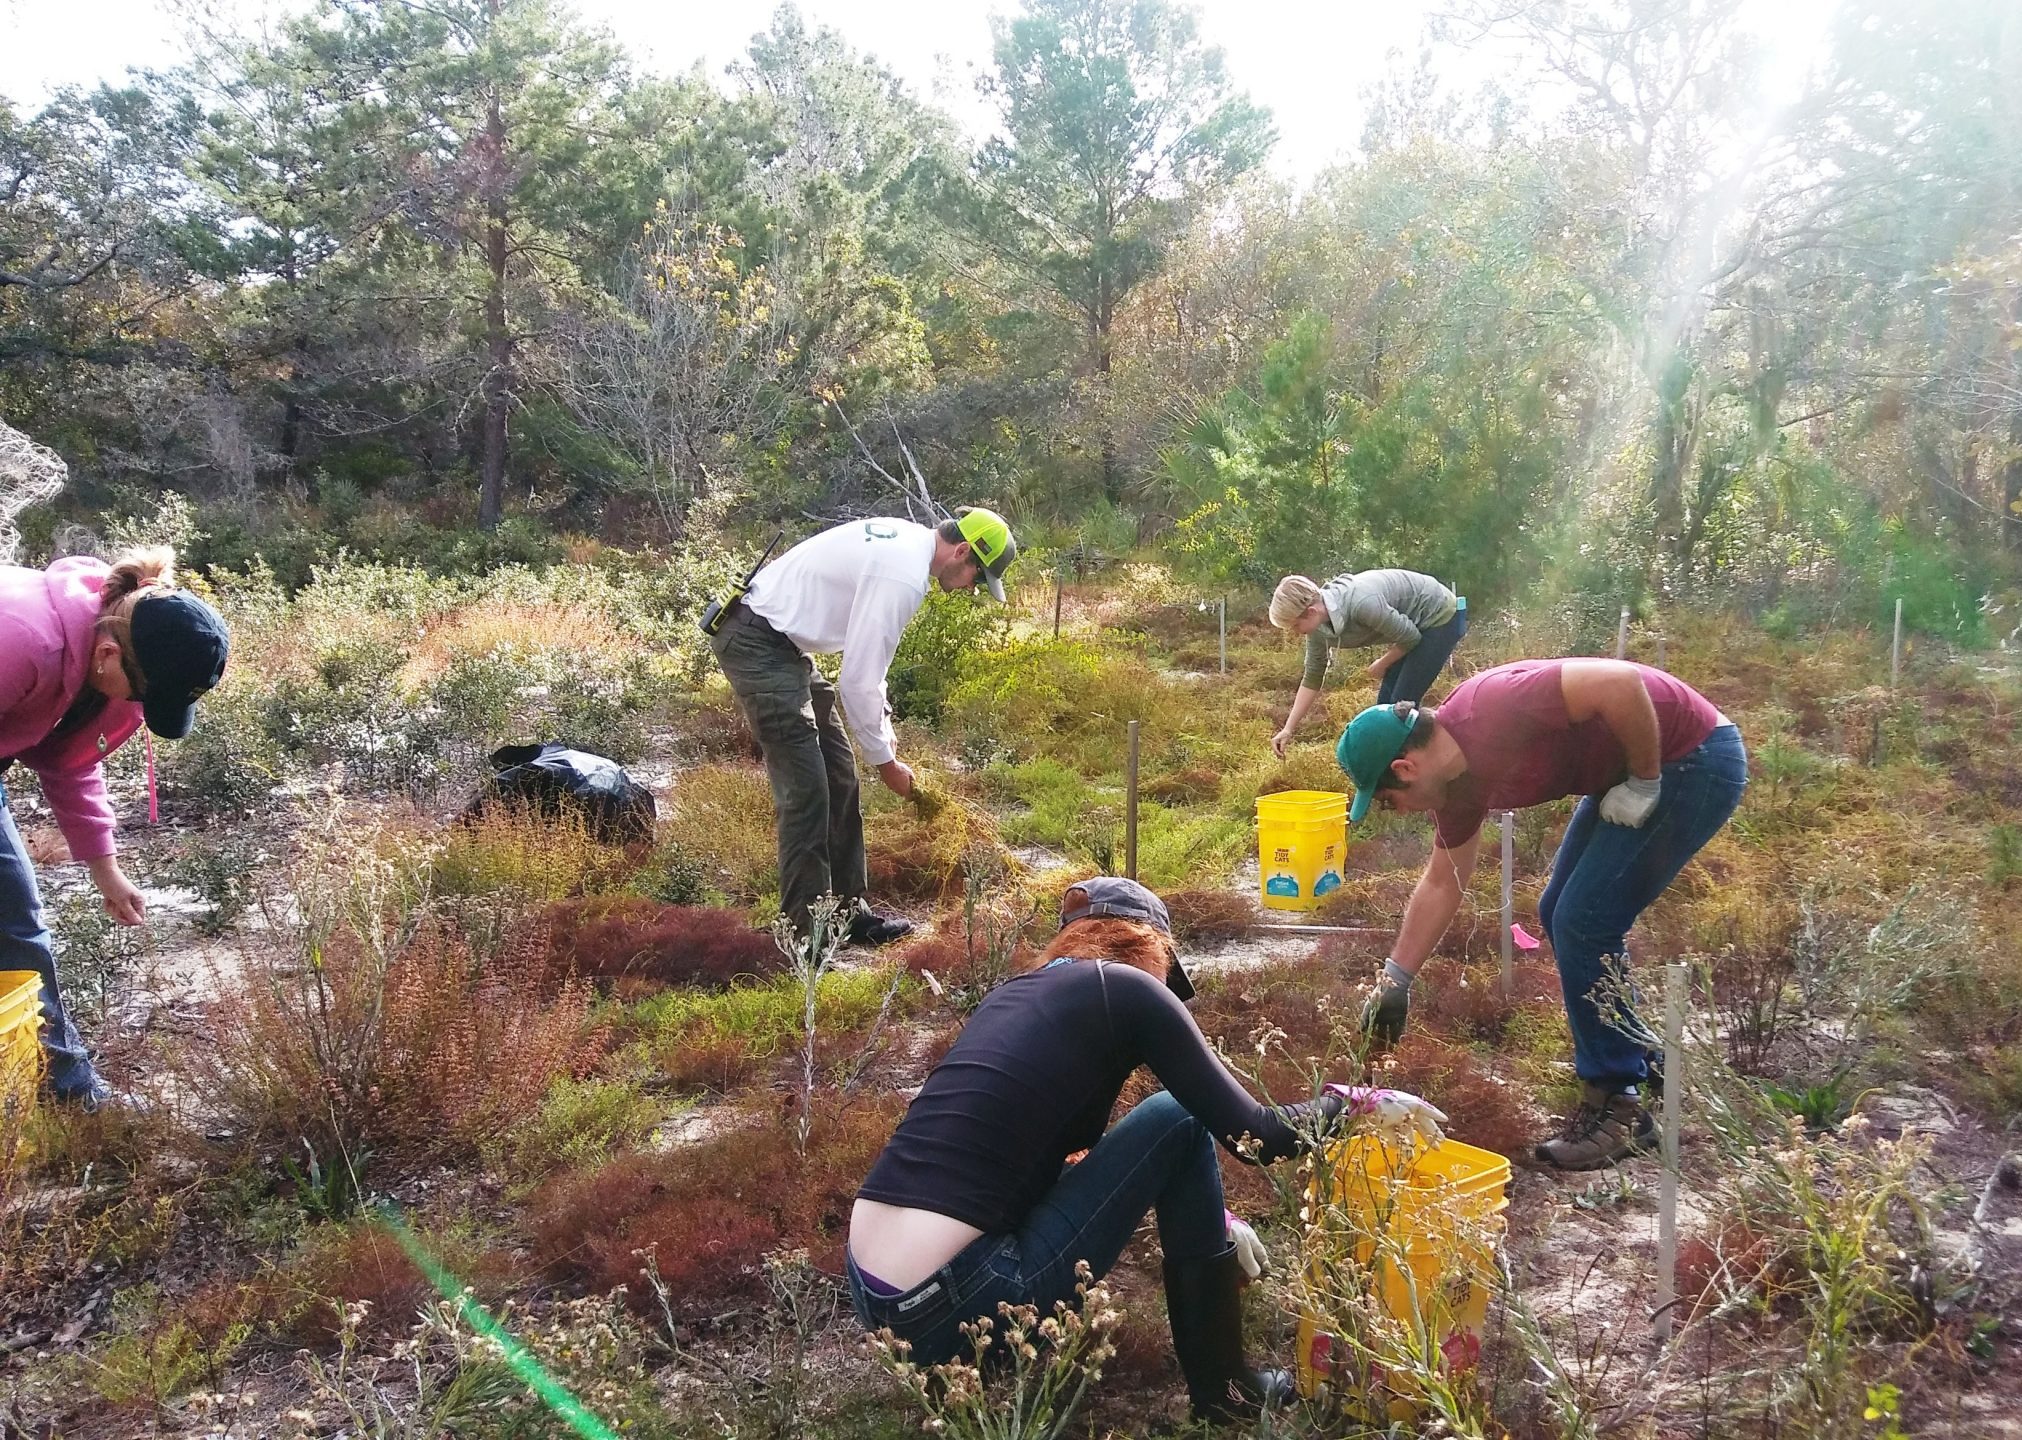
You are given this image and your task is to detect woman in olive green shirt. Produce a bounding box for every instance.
[1268,570,1465,757]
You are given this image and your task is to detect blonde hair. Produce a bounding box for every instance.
[93,545,178,659]
[1269,574,1324,629]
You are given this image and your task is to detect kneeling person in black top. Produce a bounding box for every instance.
[848,877,1341,1422]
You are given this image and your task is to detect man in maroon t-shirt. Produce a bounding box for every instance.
[1333,658,1747,1169]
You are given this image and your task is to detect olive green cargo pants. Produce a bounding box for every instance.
[709,604,866,935]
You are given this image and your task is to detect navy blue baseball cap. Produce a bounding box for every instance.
[1059,876,1195,1001]
[129,589,230,739]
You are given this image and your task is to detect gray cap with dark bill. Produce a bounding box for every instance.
[1057,875,1195,1001]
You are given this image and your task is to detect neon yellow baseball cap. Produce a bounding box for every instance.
[955,506,1018,601]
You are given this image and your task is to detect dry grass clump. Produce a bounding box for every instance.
[1222,750,1351,809]
[1187,950,1546,1157]
[2,1146,188,1321]
[527,1093,906,1314]
[1311,870,1421,930]
[542,897,783,990]
[1143,765,1223,805]
[1083,1261,1178,1391]
[1403,957,1562,1047]
[1189,955,1370,1098]
[194,913,606,1158]
[432,806,641,904]
[396,602,624,690]
[1163,888,1258,944]
[1339,826,1433,878]
[656,1030,770,1093]
[1917,919,2022,1114]
[661,763,779,903]
[672,699,759,763]
[893,929,972,977]
[377,926,608,1150]
[248,1217,520,1345]
[949,637,1280,777]
[892,928,1026,998]
[1671,1217,1775,1323]
[864,802,1009,902]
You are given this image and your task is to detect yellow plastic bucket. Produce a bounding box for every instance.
[1255,790,1348,912]
[1295,1134,1512,1418]
[0,969,44,1128]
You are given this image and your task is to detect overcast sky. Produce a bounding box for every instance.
[0,0,1517,184]
[0,0,1839,186]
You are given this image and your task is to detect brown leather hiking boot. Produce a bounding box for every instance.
[1535,1083,1655,1170]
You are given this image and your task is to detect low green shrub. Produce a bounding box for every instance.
[157,683,277,820]
[890,588,1011,723]
[944,637,1106,760]
[630,967,917,1077]
[48,892,143,1029]
[167,834,262,935]
[485,1074,671,1187]
[632,840,712,906]
[81,1285,249,1411]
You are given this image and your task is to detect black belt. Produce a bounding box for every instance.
[722,600,793,643]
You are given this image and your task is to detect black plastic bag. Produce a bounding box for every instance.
[465,742,657,846]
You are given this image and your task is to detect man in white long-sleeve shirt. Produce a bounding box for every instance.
[710,509,1018,944]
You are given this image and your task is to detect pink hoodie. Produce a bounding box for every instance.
[0,557,146,861]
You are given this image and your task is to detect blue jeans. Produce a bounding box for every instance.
[0,776,104,1101]
[846,1090,1228,1365]
[1377,602,1468,705]
[1536,725,1747,1089]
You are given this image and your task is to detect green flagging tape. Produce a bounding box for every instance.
[378,1208,621,1440]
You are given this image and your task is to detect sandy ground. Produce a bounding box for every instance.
[10,735,2020,1438]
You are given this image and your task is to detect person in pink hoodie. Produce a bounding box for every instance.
[1,546,229,1107]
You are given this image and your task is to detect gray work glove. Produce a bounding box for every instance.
[1360,960,1414,1045]
[1599,774,1661,828]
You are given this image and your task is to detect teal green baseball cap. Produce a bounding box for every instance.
[1337,703,1421,823]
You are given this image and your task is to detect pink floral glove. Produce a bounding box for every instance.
[1324,1083,1450,1147]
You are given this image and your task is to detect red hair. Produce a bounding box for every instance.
[1033,917,1173,988]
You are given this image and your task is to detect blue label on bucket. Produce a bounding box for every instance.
[1314,871,1341,896]
[1265,873,1301,897]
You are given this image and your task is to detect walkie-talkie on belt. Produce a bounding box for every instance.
[699,529,785,637]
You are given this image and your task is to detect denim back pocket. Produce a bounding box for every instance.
[852,1235,1023,1367]
[859,1271,962,1364]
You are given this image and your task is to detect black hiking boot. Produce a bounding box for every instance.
[1163,1245,1296,1423]
[845,905,915,947]
[1534,1082,1655,1171]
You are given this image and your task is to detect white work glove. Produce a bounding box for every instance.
[1326,1084,1450,1148]
[1599,774,1661,828]
[1225,1210,1269,1281]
